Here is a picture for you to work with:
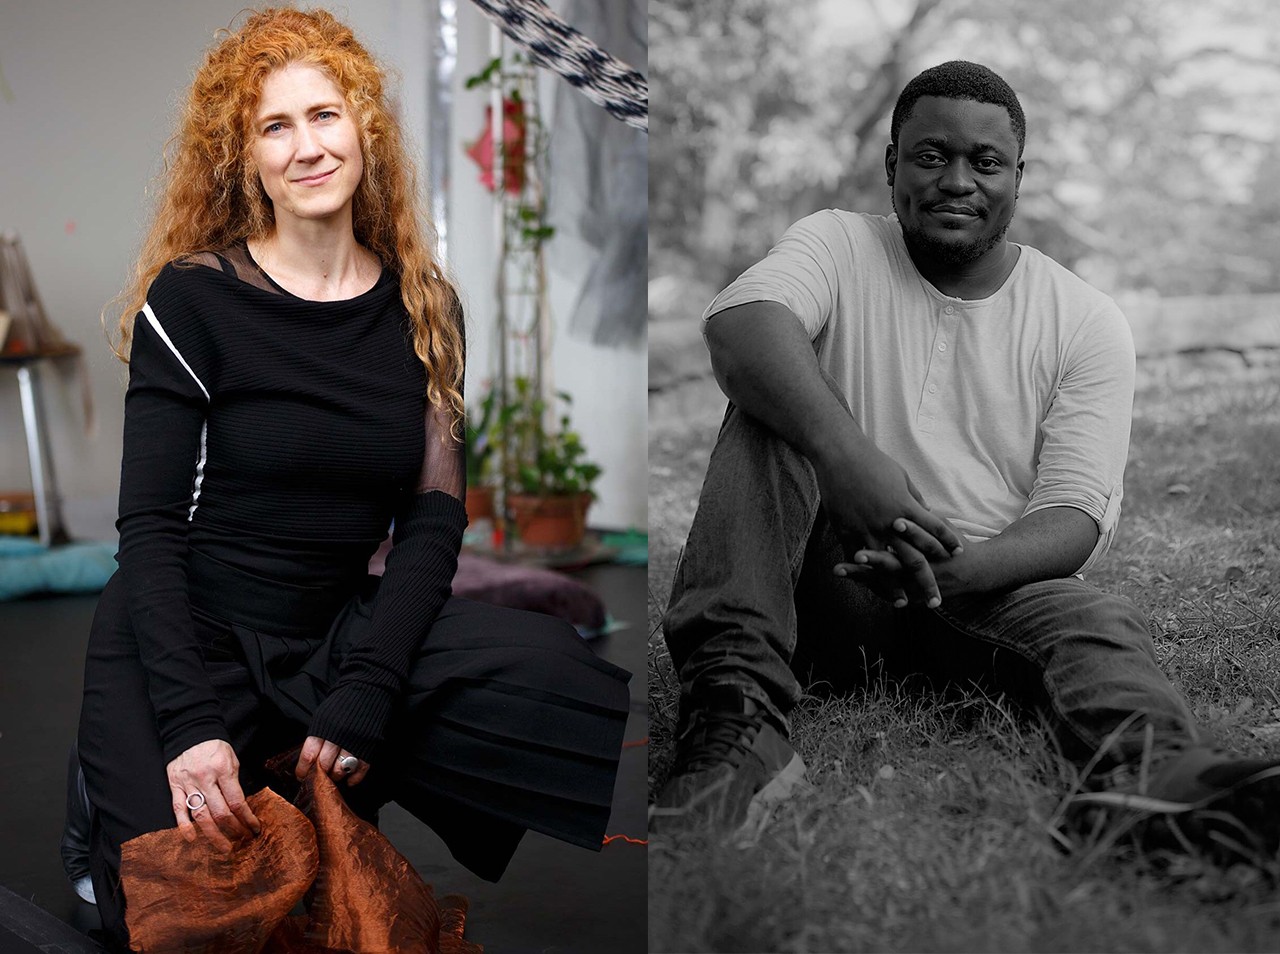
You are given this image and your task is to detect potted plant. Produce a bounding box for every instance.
[464,388,498,526]
[494,376,601,551]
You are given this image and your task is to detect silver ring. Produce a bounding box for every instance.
[185,791,206,812]
[338,755,359,774]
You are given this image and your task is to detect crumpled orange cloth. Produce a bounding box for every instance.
[120,765,481,954]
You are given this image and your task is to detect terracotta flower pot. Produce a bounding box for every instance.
[464,484,496,526]
[508,492,592,551]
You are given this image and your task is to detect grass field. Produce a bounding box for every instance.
[647,354,1280,953]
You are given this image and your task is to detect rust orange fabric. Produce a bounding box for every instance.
[120,769,481,953]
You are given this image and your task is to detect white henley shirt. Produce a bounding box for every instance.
[702,210,1135,574]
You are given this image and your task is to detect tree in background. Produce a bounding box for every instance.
[651,0,1280,297]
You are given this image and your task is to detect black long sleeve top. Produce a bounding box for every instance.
[116,248,466,764]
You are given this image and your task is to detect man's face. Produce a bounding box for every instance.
[885,95,1024,271]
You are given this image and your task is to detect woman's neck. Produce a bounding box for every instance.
[248,218,379,302]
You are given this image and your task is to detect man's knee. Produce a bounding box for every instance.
[1043,578,1153,650]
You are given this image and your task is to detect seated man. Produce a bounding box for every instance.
[652,60,1279,842]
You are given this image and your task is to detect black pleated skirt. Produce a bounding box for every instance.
[86,548,632,890]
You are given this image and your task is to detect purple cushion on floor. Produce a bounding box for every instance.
[451,553,607,633]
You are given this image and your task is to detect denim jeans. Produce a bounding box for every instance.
[663,404,1201,768]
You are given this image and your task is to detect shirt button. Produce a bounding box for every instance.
[944,305,955,315]
[928,384,937,394]
[938,342,947,352]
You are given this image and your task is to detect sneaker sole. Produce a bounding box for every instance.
[648,752,809,832]
[1069,763,1280,815]
[737,751,809,835]
[72,875,96,905]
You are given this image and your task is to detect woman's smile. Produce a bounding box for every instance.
[294,167,338,185]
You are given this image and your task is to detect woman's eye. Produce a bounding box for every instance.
[265,122,284,134]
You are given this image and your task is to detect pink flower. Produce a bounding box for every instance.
[465,98,527,194]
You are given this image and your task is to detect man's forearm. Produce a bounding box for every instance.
[933,506,1099,596]
[705,301,871,471]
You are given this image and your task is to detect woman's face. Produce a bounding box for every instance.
[250,63,364,229]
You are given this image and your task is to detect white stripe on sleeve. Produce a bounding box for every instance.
[141,303,210,520]
[141,303,210,400]
[188,420,208,521]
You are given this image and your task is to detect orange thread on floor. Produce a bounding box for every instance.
[602,738,651,845]
[602,834,648,846]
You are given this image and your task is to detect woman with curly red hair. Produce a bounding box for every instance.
[78,9,630,949]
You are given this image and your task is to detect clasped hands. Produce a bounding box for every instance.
[165,735,370,853]
[816,442,965,609]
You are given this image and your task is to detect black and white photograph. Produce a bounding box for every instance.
[648,0,1280,950]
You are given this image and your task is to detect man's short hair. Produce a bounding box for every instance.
[890,60,1026,157]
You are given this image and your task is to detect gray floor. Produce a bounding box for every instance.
[0,563,647,954]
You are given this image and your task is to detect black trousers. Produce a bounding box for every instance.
[79,563,630,951]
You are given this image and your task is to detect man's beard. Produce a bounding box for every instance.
[895,197,1014,269]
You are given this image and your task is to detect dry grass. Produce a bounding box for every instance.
[647,355,1280,953]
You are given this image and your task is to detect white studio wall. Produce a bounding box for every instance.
[0,0,232,538]
[0,0,646,540]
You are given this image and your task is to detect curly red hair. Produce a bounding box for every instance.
[109,7,464,431]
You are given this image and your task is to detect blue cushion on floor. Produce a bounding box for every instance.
[0,539,117,601]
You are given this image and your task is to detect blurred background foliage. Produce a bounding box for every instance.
[651,0,1280,298]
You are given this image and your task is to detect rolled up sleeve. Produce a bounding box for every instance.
[1024,302,1135,574]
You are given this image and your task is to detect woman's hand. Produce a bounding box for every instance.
[295,735,371,787]
[166,739,261,853]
